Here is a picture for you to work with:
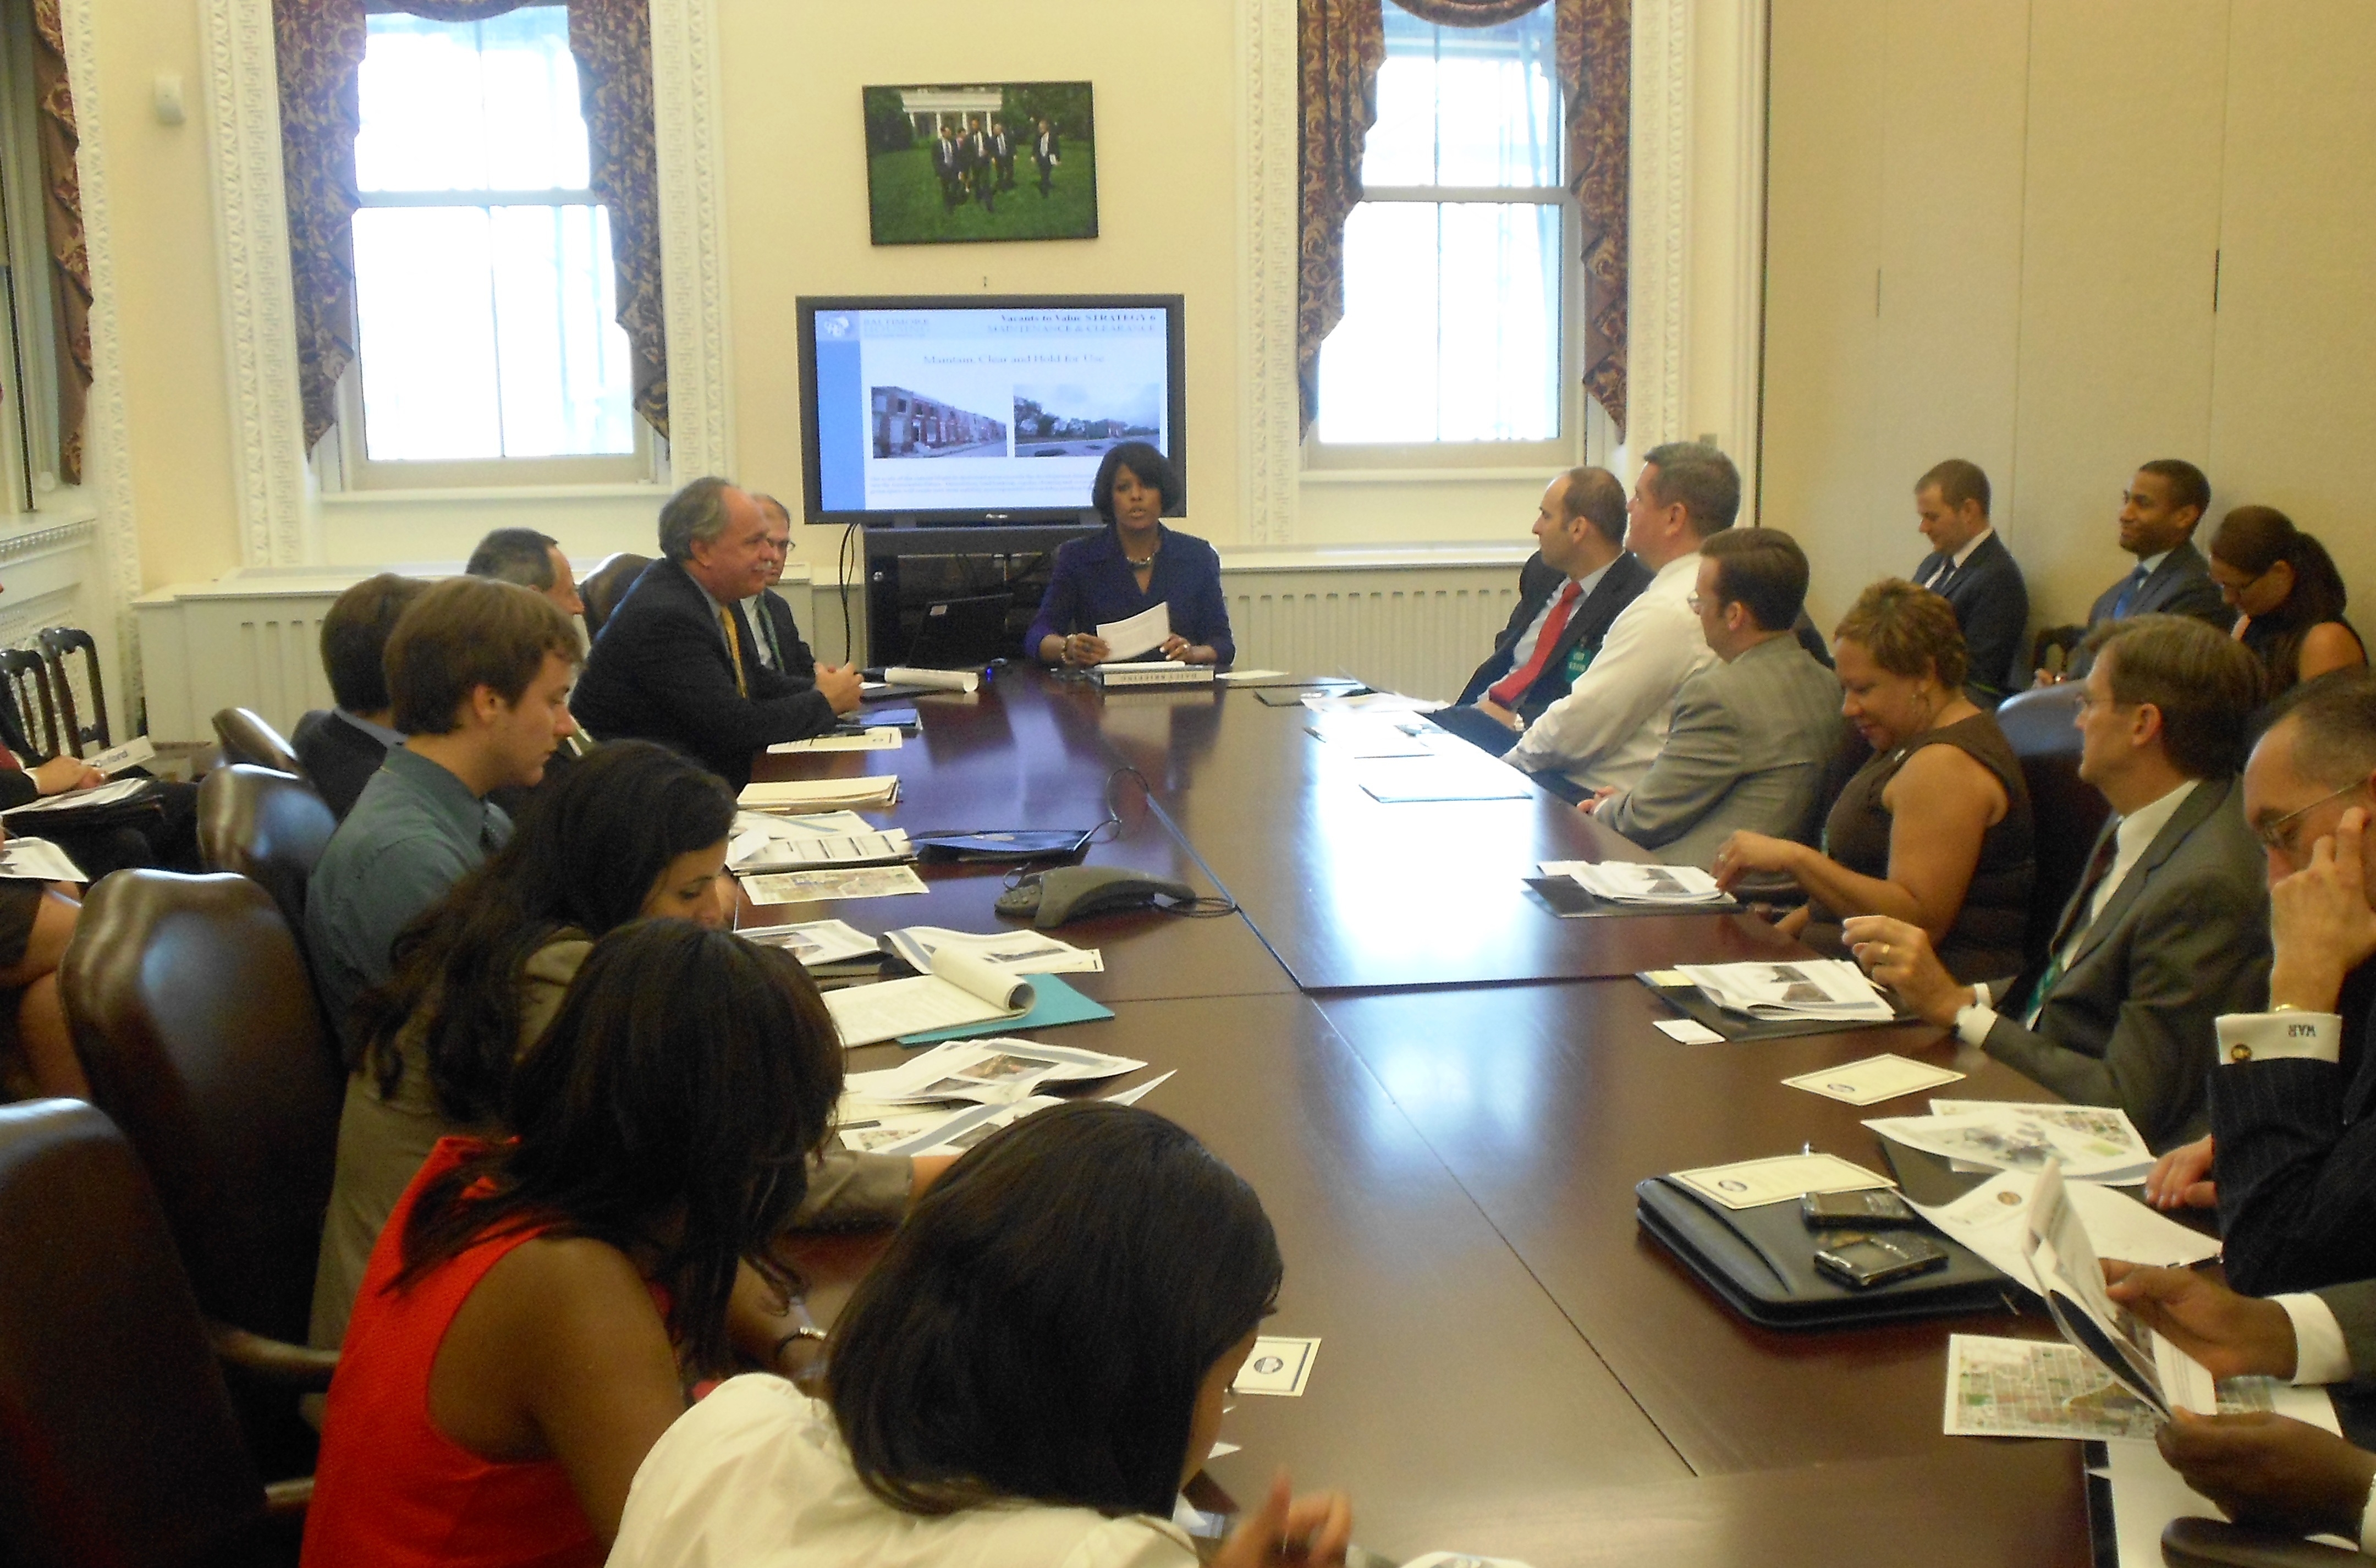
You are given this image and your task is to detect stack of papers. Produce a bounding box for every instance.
[1675,959,1896,1022]
[767,728,904,755]
[729,822,912,871]
[882,926,1102,975]
[836,1064,1174,1157]
[823,945,1035,1048]
[740,866,927,904]
[1865,1101,2154,1185]
[739,776,900,812]
[1542,860,1730,906]
[736,918,881,967]
[843,1038,1146,1108]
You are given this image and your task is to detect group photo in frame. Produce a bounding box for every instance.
[862,81,1098,245]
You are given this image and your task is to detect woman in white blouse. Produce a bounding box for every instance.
[609,1102,1352,1568]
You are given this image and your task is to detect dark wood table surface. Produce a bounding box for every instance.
[751,670,2094,1567]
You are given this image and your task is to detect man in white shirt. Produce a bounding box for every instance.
[1502,442,1736,801]
[1847,614,2269,1147]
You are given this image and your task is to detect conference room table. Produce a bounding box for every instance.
[744,669,2098,1567]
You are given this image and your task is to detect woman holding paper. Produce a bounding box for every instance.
[1028,442,1235,669]
[610,1101,1355,1568]
[302,921,850,1563]
[311,741,939,1357]
[1712,579,2034,983]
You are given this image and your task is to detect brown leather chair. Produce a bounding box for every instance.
[0,1098,306,1567]
[580,550,652,640]
[196,764,339,938]
[38,626,108,755]
[60,871,342,1472]
[1995,682,2109,975]
[213,707,305,776]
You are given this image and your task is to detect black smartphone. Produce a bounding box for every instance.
[1811,1233,1950,1289]
[1800,1189,1922,1229]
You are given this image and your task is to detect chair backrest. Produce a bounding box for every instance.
[2030,624,2088,681]
[0,648,59,758]
[1995,683,2110,972]
[581,551,652,639]
[196,764,340,937]
[38,626,108,754]
[0,1099,269,1568]
[60,872,345,1351]
[213,706,304,775]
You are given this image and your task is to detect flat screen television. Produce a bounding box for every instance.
[797,294,1186,527]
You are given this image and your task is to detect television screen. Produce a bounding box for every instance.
[799,295,1185,524]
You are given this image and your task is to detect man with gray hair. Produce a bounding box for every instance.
[740,492,820,681]
[465,526,584,619]
[571,476,861,786]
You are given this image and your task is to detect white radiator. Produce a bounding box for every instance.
[1221,558,1522,703]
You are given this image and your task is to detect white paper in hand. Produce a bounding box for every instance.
[1096,602,1170,662]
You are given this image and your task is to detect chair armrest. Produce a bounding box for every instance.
[207,1320,340,1390]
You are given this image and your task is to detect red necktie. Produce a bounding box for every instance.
[1489,581,1583,707]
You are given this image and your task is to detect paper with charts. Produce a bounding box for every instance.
[1232,1335,1320,1397]
[1668,1151,1893,1210]
[740,866,926,904]
[1782,1053,1966,1106]
[1943,1335,2274,1442]
[1865,1101,2152,1184]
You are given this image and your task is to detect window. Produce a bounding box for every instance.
[337,6,645,487]
[1310,4,1574,466]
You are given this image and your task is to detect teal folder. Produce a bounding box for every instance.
[896,974,1115,1046]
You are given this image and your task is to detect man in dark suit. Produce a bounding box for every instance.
[964,118,994,213]
[1434,466,1652,758]
[1032,118,1060,196]
[2050,459,2233,683]
[989,117,1016,192]
[1910,458,2027,706]
[572,477,861,788]
[293,573,431,819]
[743,492,821,683]
[1849,614,2270,1149]
[465,526,583,620]
[932,124,963,211]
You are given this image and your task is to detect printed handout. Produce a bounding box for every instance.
[1943,1335,2271,1442]
[0,776,151,818]
[739,866,927,904]
[1231,1336,1320,1397]
[1096,602,1171,662]
[1866,1102,2152,1183]
[1676,959,1896,1022]
[767,728,904,754]
[843,1038,1146,1106]
[1668,1152,1894,1211]
[1908,1168,2219,1294]
[1543,860,1730,907]
[738,776,901,812]
[822,946,1035,1048]
[735,918,881,967]
[730,827,912,871]
[2026,1160,2214,1418]
[0,835,85,883]
[882,925,1102,975]
[1781,1053,1966,1107]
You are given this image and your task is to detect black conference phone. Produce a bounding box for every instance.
[996,866,1195,929]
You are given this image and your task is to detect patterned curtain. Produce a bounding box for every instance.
[28,1,90,484]
[1299,0,1630,438]
[1296,0,1385,437]
[271,0,666,452]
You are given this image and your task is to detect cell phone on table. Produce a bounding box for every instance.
[1812,1233,1950,1290]
[1800,1189,1921,1229]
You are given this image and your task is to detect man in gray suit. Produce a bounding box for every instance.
[1585,528,1843,867]
[1850,614,2270,1149]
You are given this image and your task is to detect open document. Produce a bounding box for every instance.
[2026,1160,2216,1420]
[1909,1168,2219,1290]
[1542,860,1731,906]
[0,836,84,882]
[823,945,1035,1048]
[740,777,900,813]
[736,918,881,968]
[1865,1101,2154,1184]
[836,1064,1175,1158]
[882,926,1102,975]
[843,1038,1145,1107]
[1675,959,1896,1022]
[1096,602,1170,662]
[1943,1335,2276,1442]
[729,823,912,871]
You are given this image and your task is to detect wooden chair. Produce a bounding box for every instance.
[1995,682,2110,975]
[60,871,343,1476]
[0,648,60,758]
[38,626,109,755]
[213,707,304,776]
[0,1098,306,1567]
[580,550,652,639]
[196,766,339,939]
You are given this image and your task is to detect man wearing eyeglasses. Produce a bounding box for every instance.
[2138,670,2376,1296]
[1847,614,2270,1149]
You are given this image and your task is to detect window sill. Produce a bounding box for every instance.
[320,481,671,508]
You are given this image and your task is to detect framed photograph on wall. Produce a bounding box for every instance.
[862,82,1097,245]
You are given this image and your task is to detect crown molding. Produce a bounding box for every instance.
[1237,0,1300,545]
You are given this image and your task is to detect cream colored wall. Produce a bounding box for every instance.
[90,0,243,590]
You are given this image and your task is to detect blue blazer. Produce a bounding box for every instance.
[1913,531,2030,705]
[1025,524,1234,668]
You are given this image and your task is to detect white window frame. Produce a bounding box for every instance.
[0,0,65,512]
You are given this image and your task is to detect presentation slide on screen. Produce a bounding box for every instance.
[812,307,1172,515]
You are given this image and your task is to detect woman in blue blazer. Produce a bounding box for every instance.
[1026,443,1233,669]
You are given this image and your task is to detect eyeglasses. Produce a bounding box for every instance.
[2072,689,2135,718]
[1686,594,1705,613]
[2256,783,2370,855]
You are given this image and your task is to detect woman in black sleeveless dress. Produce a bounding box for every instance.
[1713,579,2034,984]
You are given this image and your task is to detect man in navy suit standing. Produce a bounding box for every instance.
[932,123,963,211]
[1910,459,2028,706]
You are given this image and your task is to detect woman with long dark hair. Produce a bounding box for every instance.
[1026,442,1234,668]
[612,1102,1353,1567]
[2208,505,2366,699]
[301,921,845,1564]
[310,740,925,1355]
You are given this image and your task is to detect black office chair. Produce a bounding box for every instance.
[195,764,338,938]
[581,552,651,640]
[38,627,108,756]
[1995,683,2107,975]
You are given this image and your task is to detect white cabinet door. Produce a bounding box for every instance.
[2007,0,2230,630]
[2207,0,2376,608]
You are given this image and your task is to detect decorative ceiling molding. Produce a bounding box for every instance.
[56,1,144,685]
[649,0,733,482]
[1236,0,1300,546]
[199,0,313,568]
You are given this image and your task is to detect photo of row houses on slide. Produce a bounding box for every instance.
[1011,383,1161,458]
[871,386,1011,458]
